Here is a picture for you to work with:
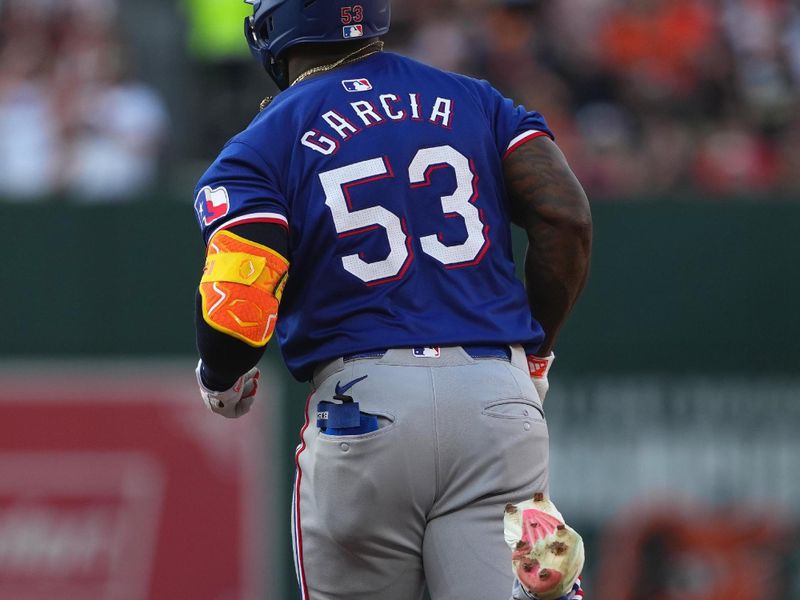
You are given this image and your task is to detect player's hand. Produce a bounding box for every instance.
[195,360,260,418]
[527,353,554,405]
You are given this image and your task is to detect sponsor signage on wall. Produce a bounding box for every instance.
[0,364,269,600]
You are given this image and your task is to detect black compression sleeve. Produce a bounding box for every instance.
[195,222,289,391]
[226,222,290,256]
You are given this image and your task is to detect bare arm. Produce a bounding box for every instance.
[505,137,592,356]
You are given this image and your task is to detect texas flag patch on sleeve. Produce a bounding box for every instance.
[195,185,230,226]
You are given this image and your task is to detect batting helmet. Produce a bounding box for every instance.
[244,0,391,89]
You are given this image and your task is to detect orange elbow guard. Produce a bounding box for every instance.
[199,230,289,347]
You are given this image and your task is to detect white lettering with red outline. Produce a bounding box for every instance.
[322,110,360,140]
[350,100,384,127]
[379,94,406,120]
[318,145,489,285]
[429,97,454,128]
[301,130,339,156]
[300,92,457,154]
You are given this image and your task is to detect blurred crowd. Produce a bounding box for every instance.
[393,0,800,199]
[0,0,167,201]
[2,0,800,201]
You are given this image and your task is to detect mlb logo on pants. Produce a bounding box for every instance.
[342,24,363,38]
[413,347,441,358]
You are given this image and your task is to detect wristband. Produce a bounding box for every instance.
[527,353,554,379]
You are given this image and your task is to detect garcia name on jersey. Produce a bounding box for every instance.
[301,92,453,155]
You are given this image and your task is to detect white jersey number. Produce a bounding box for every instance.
[409,146,487,267]
[320,145,487,284]
[320,157,410,284]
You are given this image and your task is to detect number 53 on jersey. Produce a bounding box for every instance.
[320,144,490,285]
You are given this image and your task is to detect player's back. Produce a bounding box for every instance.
[196,52,552,380]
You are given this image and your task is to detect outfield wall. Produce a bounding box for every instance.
[2,200,797,370]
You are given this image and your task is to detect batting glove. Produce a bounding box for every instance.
[527,353,554,405]
[505,494,584,600]
[195,360,260,419]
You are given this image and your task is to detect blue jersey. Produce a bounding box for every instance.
[195,52,553,381]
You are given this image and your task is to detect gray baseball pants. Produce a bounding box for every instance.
[292,346,549,600]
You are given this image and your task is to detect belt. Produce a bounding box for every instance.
[344,345,512,362]
[311,344,528,388]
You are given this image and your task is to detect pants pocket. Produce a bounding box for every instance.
[482,398,544,421]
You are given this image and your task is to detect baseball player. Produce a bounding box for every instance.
[193,0,592,598]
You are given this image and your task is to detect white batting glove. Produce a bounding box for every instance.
[526,353,554,405]
[505,494,584,600]
[195,360,260,418]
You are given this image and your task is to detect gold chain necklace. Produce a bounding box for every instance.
[260,40,384,111]
[291,40,384,87]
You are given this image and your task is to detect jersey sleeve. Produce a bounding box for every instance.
[475,80,554,160]
[193,140,289,245]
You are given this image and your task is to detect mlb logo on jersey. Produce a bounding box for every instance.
[194,185,230,226]
[342,24,363,38]
[342,78,372,92]
[413,347,441,358]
